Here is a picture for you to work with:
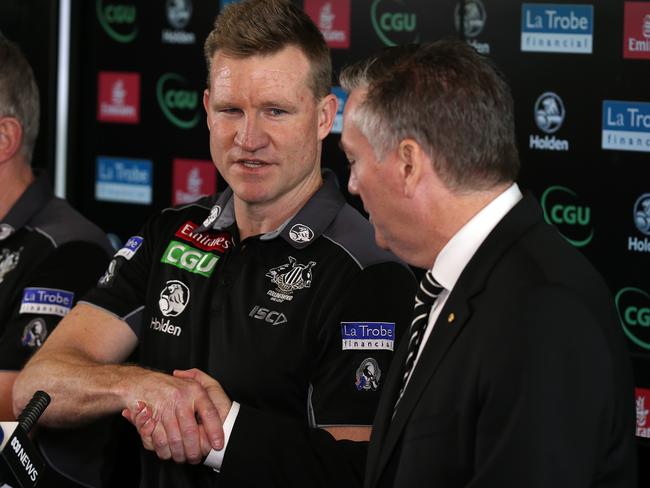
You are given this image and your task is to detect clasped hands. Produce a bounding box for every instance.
[121,368,231,464]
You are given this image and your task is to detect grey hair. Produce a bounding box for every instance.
[339,40,519,191]
[339,49,414,162]
[0,34,40,163]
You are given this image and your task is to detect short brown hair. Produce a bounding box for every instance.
[204,0,331,99]
[0,34,40,163]
[340,39,519,191]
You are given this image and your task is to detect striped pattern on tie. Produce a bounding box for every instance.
[393,270,444,416]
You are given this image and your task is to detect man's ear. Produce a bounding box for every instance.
[397,138,429,198]
[203,89,212,131]
[317,93,337,141]
[0,117,23,164]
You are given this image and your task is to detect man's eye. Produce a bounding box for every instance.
[268,108,286,116]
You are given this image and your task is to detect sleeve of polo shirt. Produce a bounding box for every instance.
[218,261,416,487]
[308,261,416,426]
[0,241,110,370]
[81,219,156,336]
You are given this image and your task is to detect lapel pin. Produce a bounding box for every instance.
[447,312,455,323]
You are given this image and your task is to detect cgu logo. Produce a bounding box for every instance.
[540,185,594,248]
[616,287,650,350]
[161,241,218,277]
[96,0,138,43]
[156,73,201,129]
[371,0,418,47]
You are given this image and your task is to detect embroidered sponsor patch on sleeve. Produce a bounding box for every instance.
[115,236,144,260]
[19,287,75,317]
[341,322,395,351]
[21,318,48,349]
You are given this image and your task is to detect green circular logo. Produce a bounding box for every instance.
[371,0,419,47]
[96,0,138,43]
[156,73,201,130]
[615,287,650,350]
[540,185,594,248]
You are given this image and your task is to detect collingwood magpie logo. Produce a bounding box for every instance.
[0,247,21,283]
[159,280,190,317]
[202,205,221,229]
[21,318,48,349]
[266,256,316,303]
[355,357,381,391]
[98,258,119,287]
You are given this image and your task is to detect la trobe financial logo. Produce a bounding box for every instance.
[521,3,593,54]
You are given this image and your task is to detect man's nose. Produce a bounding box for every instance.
[234,114,269,152]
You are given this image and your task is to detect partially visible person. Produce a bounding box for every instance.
[13,2,415,487]
[339,39,637,487]
[0,34,116,487]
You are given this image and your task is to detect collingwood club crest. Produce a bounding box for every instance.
[355,358,381,391]
[266,256,316,303]
[0,247,21,283]
[21,318,48,349]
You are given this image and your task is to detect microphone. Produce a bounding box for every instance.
[0,391,51,487]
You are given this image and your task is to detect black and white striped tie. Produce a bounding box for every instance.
[393,270,444,416]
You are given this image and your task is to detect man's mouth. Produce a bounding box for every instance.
[237,159,268,168]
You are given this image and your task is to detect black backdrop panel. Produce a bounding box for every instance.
[62,0,649,483]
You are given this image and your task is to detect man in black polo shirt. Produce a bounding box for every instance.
[14,1,416,487]
[0,35,115,487]
[0,35,113,417]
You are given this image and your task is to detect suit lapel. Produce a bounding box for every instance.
[366,194,544,487]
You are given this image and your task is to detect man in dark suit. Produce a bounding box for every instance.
[339,39,637,487]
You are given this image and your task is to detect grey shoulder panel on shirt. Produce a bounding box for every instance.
[323,203,404,270]
[28,197,114,255]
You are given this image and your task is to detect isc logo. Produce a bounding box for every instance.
[161,241,219,277]
[249,306,288,326]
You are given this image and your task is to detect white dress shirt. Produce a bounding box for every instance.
[405,183,523,389]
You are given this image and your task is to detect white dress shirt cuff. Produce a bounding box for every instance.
[203,401,240,472]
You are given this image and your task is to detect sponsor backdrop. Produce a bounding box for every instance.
[3,0,650,483]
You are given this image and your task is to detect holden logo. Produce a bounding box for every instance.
[159,280,190,317]
[634,193,650,236]
[289,224,314,243]
[534,92,565,134]
[454,0,486,38]
[166,0,192,29]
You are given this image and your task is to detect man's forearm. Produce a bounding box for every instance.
[13,353,147,427]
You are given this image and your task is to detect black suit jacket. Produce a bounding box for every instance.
[365,194,637,488]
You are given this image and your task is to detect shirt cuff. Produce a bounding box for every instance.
[203,401,240,472]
